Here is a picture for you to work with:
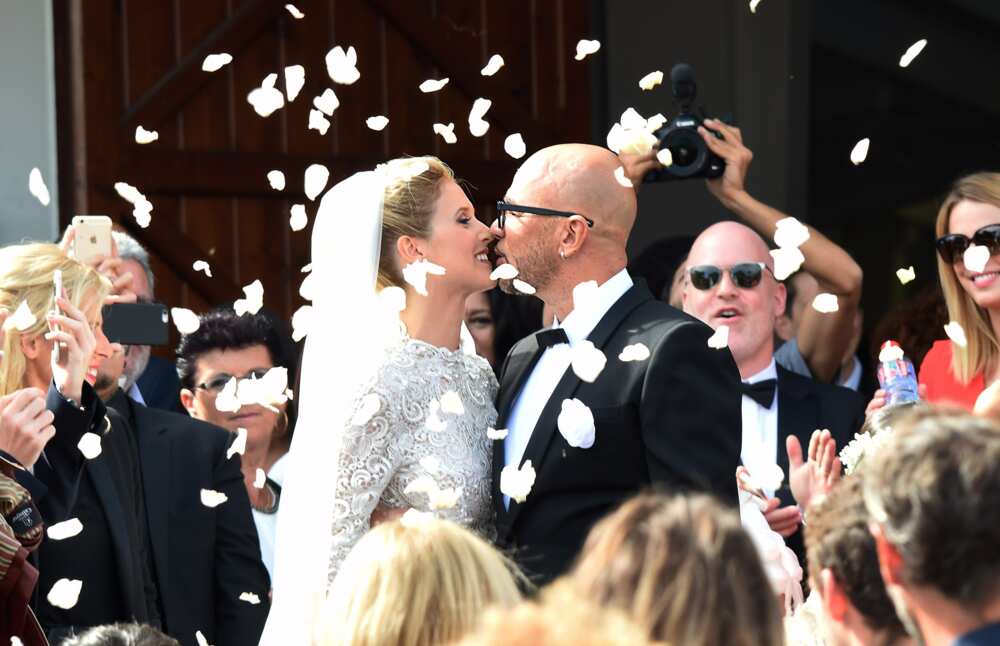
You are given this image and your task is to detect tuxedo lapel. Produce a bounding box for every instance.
[131,402,171,588]
[776,367,816,499]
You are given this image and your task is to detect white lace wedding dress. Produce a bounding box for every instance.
[326,336,497,583]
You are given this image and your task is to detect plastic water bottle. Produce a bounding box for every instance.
[877,340,921,406]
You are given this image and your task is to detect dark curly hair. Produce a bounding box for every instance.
[61,623,179,646]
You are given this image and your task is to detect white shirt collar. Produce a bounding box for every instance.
[127,382,147,406]
[743,358,777,385]
[557,269,633,345]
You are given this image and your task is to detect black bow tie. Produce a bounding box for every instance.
[741,379,777,408]
[536,327,570,348]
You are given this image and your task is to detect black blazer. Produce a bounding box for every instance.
[773,365,866,563]
[492,281,743,584]
[109,391,270,646]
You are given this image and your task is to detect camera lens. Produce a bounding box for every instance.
[660,128,707,177]
[671,144,696,167]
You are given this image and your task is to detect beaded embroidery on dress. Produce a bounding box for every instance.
[326,336,497,584]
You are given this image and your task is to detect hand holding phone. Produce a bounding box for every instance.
[51,269,63,363]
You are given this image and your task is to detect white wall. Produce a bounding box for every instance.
[0,0,60,246]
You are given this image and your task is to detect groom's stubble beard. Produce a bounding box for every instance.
[498,236,560,296]
[886,585,926,646]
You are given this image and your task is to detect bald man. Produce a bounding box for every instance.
[682,221,864,564]
[489,144,743,583]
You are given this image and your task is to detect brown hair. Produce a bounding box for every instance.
[805,475,907,641]
[571,493,785,646]
[377,156,455,290]
[934,172,1000,382]
[862,406,1000,608]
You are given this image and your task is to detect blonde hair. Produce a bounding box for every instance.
[318,517,523,646]
[934,172,1000,382]
[571,493,785,646]
[377,156,456,290]
[0,243,110,396]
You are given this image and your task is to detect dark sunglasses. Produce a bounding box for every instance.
[495,201,594,230]
[688,263,773,290]
[196,368,270,394]
[935,224,1000,264]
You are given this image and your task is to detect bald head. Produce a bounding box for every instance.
[687,221,773,270]
[509,143,637,245]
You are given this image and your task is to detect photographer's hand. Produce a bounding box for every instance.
[618,150,660,195]
[699,118,752,209]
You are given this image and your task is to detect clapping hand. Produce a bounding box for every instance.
[788,429,841,511]
[0,309,56,469]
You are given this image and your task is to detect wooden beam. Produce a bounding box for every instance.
[122,0,286,131]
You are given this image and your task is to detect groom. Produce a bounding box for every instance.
[490,143,742,583]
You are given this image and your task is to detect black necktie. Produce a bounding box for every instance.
[741,379,777,408]
[536,327,569,349]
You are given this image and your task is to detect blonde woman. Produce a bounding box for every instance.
[570,493,785,646]
[0,243,158,635]
[319,517,523,646]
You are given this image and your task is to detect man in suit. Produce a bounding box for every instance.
[489,143,743,584]
[682,220,865,563]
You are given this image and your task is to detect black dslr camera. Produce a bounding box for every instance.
[644,63,727,182]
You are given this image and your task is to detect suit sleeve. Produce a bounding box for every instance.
[640,320,742,507]
[212,442,270,646]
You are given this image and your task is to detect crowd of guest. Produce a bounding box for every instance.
[0,126,998,646]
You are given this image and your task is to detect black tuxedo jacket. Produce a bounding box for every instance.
[492,282,743,584]
[109,390,270,646]
[773,365,866,563]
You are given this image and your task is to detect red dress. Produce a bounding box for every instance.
[918,340,985,411]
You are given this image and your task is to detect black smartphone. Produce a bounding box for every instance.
[102,302,170,346]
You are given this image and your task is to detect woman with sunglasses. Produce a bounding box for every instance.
[918,173,1000,412]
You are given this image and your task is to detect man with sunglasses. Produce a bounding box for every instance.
[682,221,865,565]
[489,143,743,585]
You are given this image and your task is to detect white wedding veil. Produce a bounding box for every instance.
[259,169,392,644]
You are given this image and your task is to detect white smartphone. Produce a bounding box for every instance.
[71,215,113,264]
[52,269,63,362]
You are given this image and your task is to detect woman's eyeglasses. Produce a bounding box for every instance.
[196,368,270,394]
[935,224,1000,264]
[495,201,594,230]
[688,262,773,291]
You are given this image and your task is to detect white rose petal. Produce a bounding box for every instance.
[266,170,285,191]
[215,377,241,413]
[284,64,305,101]
[366,115,389,131]
[287,204,307,232]
[570,340,607,383]
[308,109,331,135]
[234,279,264,316]
[291,304,313,342]
[378,286,407,314]
[878,343,905,363]
[114,180,143,204]
[226,428,247,460]
[618,343,650,362]
[481,54,504,76]
[170,307,201,335]
[402,259,446,296]
[247,82,285,117]
[299,272,315,301]
[964,244,990,273]
[500,460,536,503]
[405,475,437,495]
[10,300,37,331]
[46,578,83,610]
[770,247,806,280]
[896,266,916,285]
[487,427,509,440]
[285,3,304,18]
[440,390,465,416]
[850,137,870,165]
[425,400,447,432]
[253,468,266,489]
[428,486,461,510]
[326,45,360,85]
[490,263,519,280]
[301,263,312,273]
[193,260,213,277]
[574,39,601,61]
[132,201,153,229]
[646,113,667,131]
[236,366,289,409]
[708,325,730,349]
[201,53,232,72]
[419,78,449,93]
[352,393,381,426]
[572,280,600,313]
[401,508,434,527]
[78,433,102,459]
[469,119,489,137]
[944,321,967,348]
[899,38,927,68]
[28,167,50,206]
[313,88,340,115]
[200,489,228,508]
[512,279,536,295]
[773,217,810,249]
[557,398,596,449]
[811,293,839,314]
[638,70,663,90]
[504,133,526,159]
[196,631,211,646]
[656,148,673,167]
[749,0,763,13]
[239,592,261,605]
[304,163,329,200]
[614,166,632,188]
[47,518,83,541]
[134,125,159,144]
[433,122,457,144]
[12,636,24,646]
[388,159,430,182]
[468,98,492,137]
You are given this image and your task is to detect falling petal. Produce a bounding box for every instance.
[47,579,83,610]
[200,489,228,508]
[313,88,340,115]
[134,126,159,144]
[896,266,916,285]
[770,247,805,281]
[850,138,870,165]
[500,460,536,503]
[469,119,490,137]
[428,487,461,510]
[240,592,261,605]
[638,70,663,91]
[402,259,446,296]
[749,0,762,12]
[285,4,304,18]
[614,166,633,188]
[487,427,509,440]
[201,53,232,72]
[195,631,211,646]
[707,325,730,349]
[366,115,389,131]
[573,280,601,313]
[574,39,601,61]
[326,45,360,85]
[78,432,102,459]
[247,82,285,117]
[28,168,50,206]
[570,340,607,383]
[401,508,434,527]
[619,343,650,362]
[10,300,37,331]
[284,64,306,101]
[944,321,967,348]
[291,304,313,342]
[234,280,264,316]
[440,390,465,416]
[557,398,596,448]
[308,109,331,135]
[215,377,241,413]
[351,393,381,426]
[170,307,200,335]
[773,216,810,249]
[468,98,492,137]
[646,113,667,131]
[899,39,927,68]
[481,54,505,76]
[262,73,278,89]
[504,133,526,159]
[253,468,266,488]
[512,279,536,295]
[47,518,83,541]
[490,263,519,280]
[226,427,247,460]
[304,163,329,200]
[433,122,457,144]
[193,260,212,277]
[964,244,990,273]
[132,201,153,229]
[656,148,673,167]
[419,78,449,93]
[812,293,839,313]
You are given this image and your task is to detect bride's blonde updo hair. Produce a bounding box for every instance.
[377,156,455,290]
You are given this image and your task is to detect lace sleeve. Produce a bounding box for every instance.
[326,387,401,584]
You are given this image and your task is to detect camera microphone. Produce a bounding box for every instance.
[670,63,697,107]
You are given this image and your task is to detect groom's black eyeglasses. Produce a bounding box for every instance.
[495,201,594,229]
[935,224,1000,264]
[688,263,773,290]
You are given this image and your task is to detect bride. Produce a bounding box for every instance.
[260,157,499,644]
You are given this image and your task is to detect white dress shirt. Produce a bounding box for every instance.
[127,382,147,406]
[741,359,780,498]
[503,269,633,507]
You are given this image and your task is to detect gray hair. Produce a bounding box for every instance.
[112,230,155,297]
[862,407,1000,608]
